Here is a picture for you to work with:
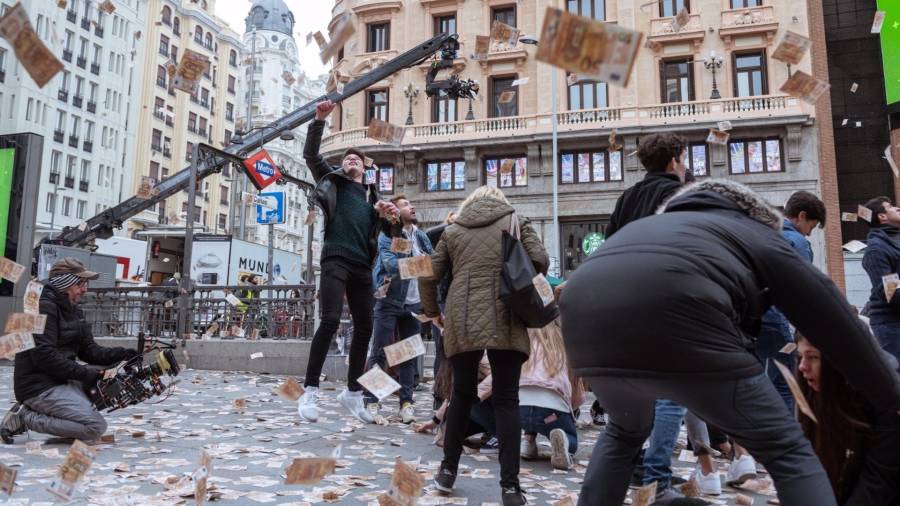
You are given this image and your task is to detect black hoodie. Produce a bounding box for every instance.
[862,226,900,325]
[561,179,900,414]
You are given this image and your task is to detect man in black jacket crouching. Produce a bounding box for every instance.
[561,179,900,506]
[1,258,138,443]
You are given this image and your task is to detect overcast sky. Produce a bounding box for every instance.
[215,0,333,78]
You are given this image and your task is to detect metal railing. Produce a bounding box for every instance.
[82,284,316,340]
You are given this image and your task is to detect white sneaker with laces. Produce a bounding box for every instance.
[400,402,415,424]
[549,428,574,470]
[297,387,319,422]
[725,454,758,487]
[691,468,722,495]
[521,436,538,460]
[338,389,374,423]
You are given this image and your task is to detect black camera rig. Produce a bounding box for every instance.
[87,333,181,412]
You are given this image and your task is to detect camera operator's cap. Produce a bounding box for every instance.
[49,257,100,280]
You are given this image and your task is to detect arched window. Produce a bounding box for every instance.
[194,25,203,43]
[173,17,180,35]
[229,50,237,66]
[204,32,212,48]
[161,5,171,25]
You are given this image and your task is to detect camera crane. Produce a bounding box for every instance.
[49,33,476,249]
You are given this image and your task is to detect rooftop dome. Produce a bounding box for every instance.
[245,0,295,36]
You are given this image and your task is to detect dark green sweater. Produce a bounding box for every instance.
[322,181,376,266]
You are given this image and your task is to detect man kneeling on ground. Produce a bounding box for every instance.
[1,258,138,443]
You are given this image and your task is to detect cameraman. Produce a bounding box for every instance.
[1,258,138,443]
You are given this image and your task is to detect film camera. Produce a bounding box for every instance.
[425,35,479,101]
[87,336,180,412]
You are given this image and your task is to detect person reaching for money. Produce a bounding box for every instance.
[1,258,139,444]
[297,99,399,424]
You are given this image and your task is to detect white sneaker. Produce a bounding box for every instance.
[725,454,758,487]
[338,389,374,423]
[521,435,539,460]
[691,468,722,495]
[400,402,415,424]
[549,428,574,470]
[297,387,319,422]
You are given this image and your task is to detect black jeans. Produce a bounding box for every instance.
[579,373,836,506]
[304,257,374,391]
[442,349,526,489]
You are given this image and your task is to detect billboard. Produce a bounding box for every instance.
[190,236,304,286]
[877,1,899,106]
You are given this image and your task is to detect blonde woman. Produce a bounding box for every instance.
[420,186,549,506]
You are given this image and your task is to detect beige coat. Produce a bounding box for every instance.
[419,198,549,359]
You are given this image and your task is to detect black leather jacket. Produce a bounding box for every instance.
[304,119,387,262]
[14,285,134,402]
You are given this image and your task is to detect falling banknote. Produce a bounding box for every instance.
[274,377,304,401]
[472,35,490,60]
[0,332,35,360]
[23,280,43,314]
[357,364,401,401]
[490,20,520,47]
[172,49,210,95]
[284,457,336,485]
[536,7,642,87]
[367,119,405,146]
[779,70,831,105]
[383,334,426,367]
[398,256,433,280]
[4,313,47,334]
[46,440,96,501]
[0,3,63,88]
[771,31,811,65]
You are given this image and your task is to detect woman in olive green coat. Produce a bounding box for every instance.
[420,186,549,506]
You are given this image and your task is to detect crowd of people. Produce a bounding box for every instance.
[3,99,899,506]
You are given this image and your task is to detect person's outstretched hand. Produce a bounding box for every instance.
[315,100,336,120]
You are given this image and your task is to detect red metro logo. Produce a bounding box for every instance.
[243,150,282,190]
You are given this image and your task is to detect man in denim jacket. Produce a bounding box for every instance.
[366,194,434,422]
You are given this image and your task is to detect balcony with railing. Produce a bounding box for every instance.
[647,13,705,52]
[80,17,91,31]
[49,172,60,184]
[321,95,806,153]
[719,5,778,48]
[64,176,75,189]
[163,148,172,158]
[58,90,68,102]
[0,70,4,83]
[87,101,96,113]
[165,117,174,127]
[67,10,77,23]
[76,56,87,69]
[53,130,65,143]
[83,141,93,153]
[94,25,103,38]
[79,180,89,192]
[90,62,100,75]
[153,110,165,121]
[68,135,79,148]
[62,50,73,62]
[72,95,83,108]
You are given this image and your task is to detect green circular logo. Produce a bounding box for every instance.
[582,232,604,255]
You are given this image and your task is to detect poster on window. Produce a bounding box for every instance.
[440,162,452,190]
[591,153,605,181]
[515,158,527,186]
[578,154,591,182]
[609,151,622,181]
[364,169,377,185]
[379,167,394,192]
[691,145,707,176]
[730,142,746,174]
[748,141,764,173]
[453,161,466,190]
[500,159,514,187]
[765,140,782,172]
[561,154,574,183]
[486,159,499,188]
[427,163,438,191]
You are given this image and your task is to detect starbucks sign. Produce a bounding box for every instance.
[582,232,604,255]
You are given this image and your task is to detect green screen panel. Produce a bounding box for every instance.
[0,148,15,258]
[877,1,900,106]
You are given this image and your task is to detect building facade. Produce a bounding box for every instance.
[127,0,244,237]
[235,0,326,257]
[0,0,146,239]
[319,0,840,280]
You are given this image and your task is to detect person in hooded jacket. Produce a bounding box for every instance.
[861,196,900,364]
[419,186,549,506]
[560,179,900,506]
[1,258,138,443]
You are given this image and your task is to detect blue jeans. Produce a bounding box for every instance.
[756,321,796,412]
[871,323,900,369]
[365,300,421,405]
[642,399,687,490]
[520,405,578,454]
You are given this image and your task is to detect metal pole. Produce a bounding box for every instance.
[239,28,256,241]
[267,221,274,338]
[551,66,560,278]
[177,143,200,340]
[49,185,58,239]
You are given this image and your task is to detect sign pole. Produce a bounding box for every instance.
[267,221,274,338]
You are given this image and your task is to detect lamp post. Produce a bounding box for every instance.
[704,50,724,100]
[465,96,475,120]
[404,83,419,125]
[520,36,560,278]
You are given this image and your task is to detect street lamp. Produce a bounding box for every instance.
[519,36,561,278]
[704,50,724,100]
[404,83,419,125]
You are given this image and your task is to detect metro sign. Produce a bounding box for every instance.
[242,150,282,190]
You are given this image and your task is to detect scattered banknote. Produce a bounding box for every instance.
[203,322,219,339]
[841,212,858,222]
[98,0,116,14]
[4,313,47,334]
[632,481,657,506]
[284,457,336,485]
[137,176,159,199]
[398,256,433,280]
[320,13,355,64]
[282,71,295,86]
[532,274,555,307]
[313,31,327,49]
[274,377,304,401]
[886,145,899,179]
[771,31,811,65]
[233,398,246,411]
[779,70,831,105]
[23,280,43,314]
[779,342,798,354]
[381,458,424,506]
[883,273,900,302]
[357,364,401,401]
[472,35,490,60]
[842,240,867,253]
[391,237,412,254]
[717,120,733,132]
[498,90,516,104]
[46,440,96,501]
[871,10,885,34]
[250,351,263,359]
[410,312,431,323]
[0,463,15,495]
[0,332,36,359]
[511,77,529,87]
[857,204,873,223]
[367,119,405,146]
[364,156,374,167]
[490,20,520,47]
[850,82,858,93]
[384,334,426,367]
[0,3,63,88]
[706,129,730,146]
[772,359,817,423]
[193,465,208,505]
[536,7,642,87]
[670,7,690,33]
[375,277,392,299]
[172,49,210,94]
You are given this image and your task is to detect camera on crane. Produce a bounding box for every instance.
[425,35,480,101]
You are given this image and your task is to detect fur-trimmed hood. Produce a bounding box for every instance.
[657,178,783,231]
